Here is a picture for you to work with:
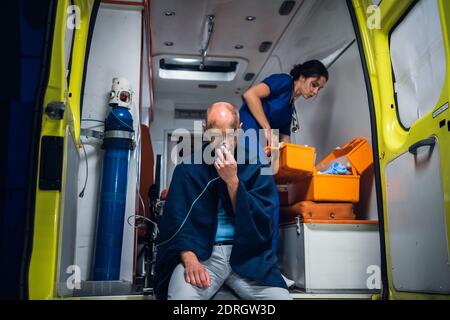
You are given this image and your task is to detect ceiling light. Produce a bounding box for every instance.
[245,16,256,21]
[164,11,175,16]
[173,58,200,63]
[164,41,174,46]
[234,45,244,49]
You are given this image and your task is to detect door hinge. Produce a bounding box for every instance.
[45,101,65,120]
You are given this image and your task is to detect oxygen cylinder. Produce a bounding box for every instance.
[93,78,134,281]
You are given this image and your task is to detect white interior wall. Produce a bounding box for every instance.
[76,4,142,281]
[253,0,355,85]
[292,43,371,159]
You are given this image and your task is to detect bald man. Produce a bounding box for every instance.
[153,102,291,300]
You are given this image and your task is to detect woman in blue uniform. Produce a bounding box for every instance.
[239,60,329,252]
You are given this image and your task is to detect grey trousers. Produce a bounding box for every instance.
[167,245,292,300]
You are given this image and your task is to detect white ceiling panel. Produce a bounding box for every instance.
[150,0,304,109]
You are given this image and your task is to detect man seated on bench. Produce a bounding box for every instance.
[153,102,291,300]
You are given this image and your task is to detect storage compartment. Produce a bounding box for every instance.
[275,144,316,184]
[279,201,355,224]
[277,220,380,293]
[278,138,372,205]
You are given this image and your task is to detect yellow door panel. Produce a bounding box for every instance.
[28,0,97,300]
[352,0,450,300]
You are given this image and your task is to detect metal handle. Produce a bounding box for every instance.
[408,137,436,155]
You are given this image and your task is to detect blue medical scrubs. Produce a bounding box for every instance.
[239,73,294,253]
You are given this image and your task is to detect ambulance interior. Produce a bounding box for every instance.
[69,0,383,299]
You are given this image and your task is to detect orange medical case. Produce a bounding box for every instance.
[279,201,356,225]
[293,167,360,203]
[317,138,373,175]
[275,144,315,183]
[278,138,373,205]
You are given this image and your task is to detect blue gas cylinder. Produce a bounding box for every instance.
[93,106,134,281]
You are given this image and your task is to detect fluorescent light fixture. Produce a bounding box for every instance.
[155,55,248,82]
[173,58,200,63]
[159,69,237,81]
[159,58,238,81]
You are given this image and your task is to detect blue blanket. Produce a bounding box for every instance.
[153,145,286,300]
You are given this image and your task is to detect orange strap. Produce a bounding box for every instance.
[280,219,378,226]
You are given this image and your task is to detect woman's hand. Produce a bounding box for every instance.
[181,251,211,289]
[280,133,291,144]
[263,127,273,156]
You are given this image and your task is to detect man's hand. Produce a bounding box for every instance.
[214,146,239,212]
[180,251,211,289]
[214,146,238,186]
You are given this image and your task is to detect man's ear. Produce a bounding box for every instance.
[202,122,207,132]
[239,122,243,129]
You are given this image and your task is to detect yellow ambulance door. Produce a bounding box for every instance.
[351,0,450,299]
[28,0,99,300]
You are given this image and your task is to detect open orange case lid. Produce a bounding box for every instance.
[315,137,373,175]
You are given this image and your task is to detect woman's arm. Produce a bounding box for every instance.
[243,83,273,153]
[242,83,271,130]
[280,134,291,144]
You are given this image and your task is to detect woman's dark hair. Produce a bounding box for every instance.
[290,60,329,82]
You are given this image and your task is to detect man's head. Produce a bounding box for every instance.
[203,102,242,153]
[205,102,240,130]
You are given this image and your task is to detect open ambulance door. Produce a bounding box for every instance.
[27,0,100,299]
[350,0,450,299]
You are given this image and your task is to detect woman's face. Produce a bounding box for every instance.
[295,75,327,100]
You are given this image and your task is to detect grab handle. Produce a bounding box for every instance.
[408,137,436,155]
